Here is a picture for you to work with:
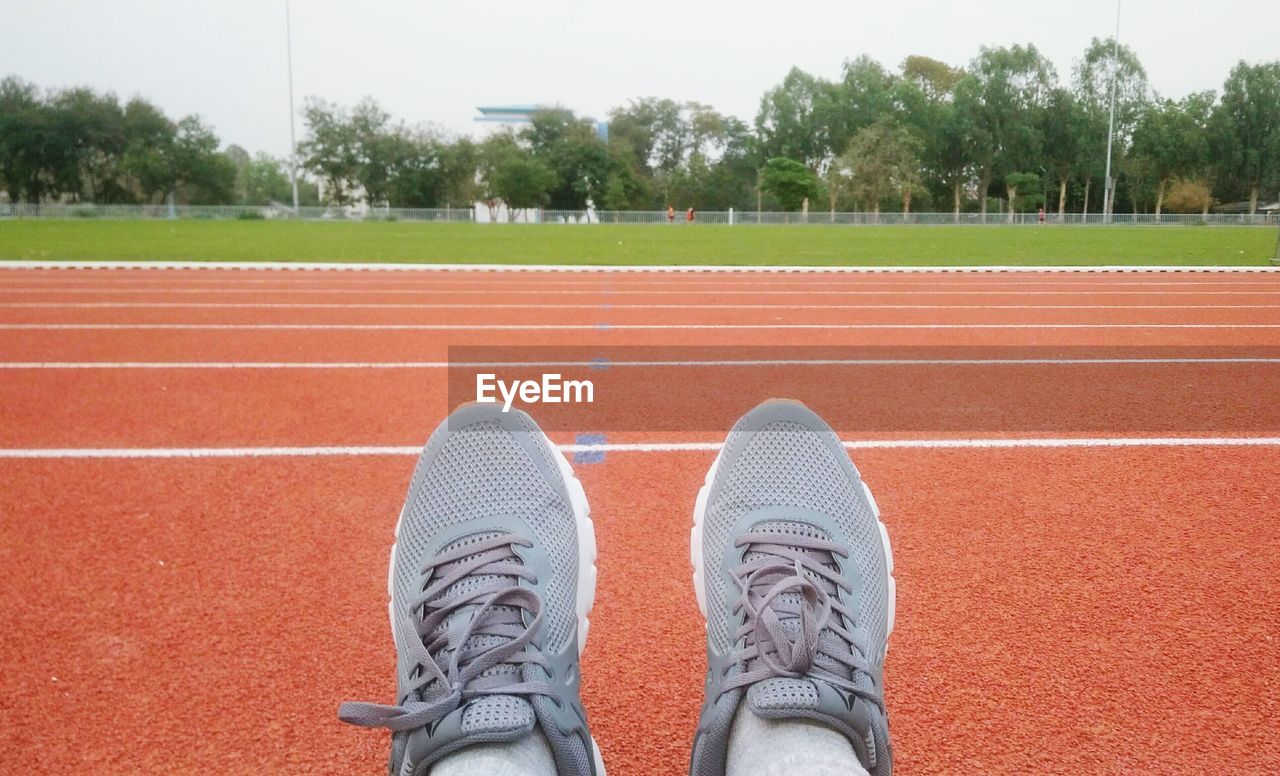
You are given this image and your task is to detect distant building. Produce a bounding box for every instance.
[1213,199,1280,214]
[476,105,608,141]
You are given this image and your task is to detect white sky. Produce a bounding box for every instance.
[3,0,1277,157]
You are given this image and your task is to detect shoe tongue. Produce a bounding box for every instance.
[747,677,822,717]
[403,695,537,768]
[458,695,537,739]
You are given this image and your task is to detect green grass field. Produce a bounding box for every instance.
[0,220,1276,265]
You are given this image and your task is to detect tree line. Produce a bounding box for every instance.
[3,39,1279,216]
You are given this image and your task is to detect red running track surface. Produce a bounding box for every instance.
[2,268,1278,774]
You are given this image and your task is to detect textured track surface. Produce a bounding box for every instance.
[2,268,1278,774]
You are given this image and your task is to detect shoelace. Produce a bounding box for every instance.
[338,534,558,732]
[721,530,883,711]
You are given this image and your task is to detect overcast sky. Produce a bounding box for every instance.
[3,0,1277,157]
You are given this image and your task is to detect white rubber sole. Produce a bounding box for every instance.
[689,446,896,642]
[386,428,604,774]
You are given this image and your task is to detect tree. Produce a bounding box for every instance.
[117,105,232,204]
[964,45,1055,218]
[491,150,556,219]
[0,77,53,203]
[829,56,897,160]
[524,109,612,210]
[169,116,235,204]
[1210,61,1280,214]
[841,117,923,215]
[1073,37,1150,144]
[755,68,838,170]
[47,86,127,203]
[348,98,394,206]
[437,138,482,209]
[478,131,520,220]
[225,144,251,202]
[1162,178,1213,215]
[240,153,294,205]
[894,59,972,219]
[823,162,849,217]
[299,98,360,206]
[901,55,964,101]
[1073,37,1150,215]
[1040,88,1088,217]
[1003,171,1041,220]
[759,157,820,211]
[120,98,177,203]
[1133,92,1213,216]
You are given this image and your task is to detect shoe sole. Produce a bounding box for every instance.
[689,402,896,645]
[386,418,606,774]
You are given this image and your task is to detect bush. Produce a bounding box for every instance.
[236,210,265,220]
[1163,178,1213,214]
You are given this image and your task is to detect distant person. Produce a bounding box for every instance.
[687,207,695,224]
[667,205,675,224]
[1038,207,1046,225]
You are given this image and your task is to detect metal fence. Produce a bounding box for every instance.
[1,202,1276,226]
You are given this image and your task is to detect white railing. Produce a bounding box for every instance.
[0,202,1275,226]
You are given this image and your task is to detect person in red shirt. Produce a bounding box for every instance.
[686,207,695,223]
[667,205,675,223]
[1038,206,1046,225]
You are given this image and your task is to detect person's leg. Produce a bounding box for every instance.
[689,399,895,776]
[432,729,557,776]
[338,404,604,775]
[727,713,869,776]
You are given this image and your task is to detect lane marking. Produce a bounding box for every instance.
[4,287,1280,296]
[4,358,1280,370]
[3,323,1280,331]
[6,277,1280,289]
[572,433,608,464]
[4,302,1280,310]
[3,261,1277,273]
[3,436,1279,459]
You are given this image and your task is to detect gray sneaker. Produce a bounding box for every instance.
[689,399,895,775]
[339,404,604,776]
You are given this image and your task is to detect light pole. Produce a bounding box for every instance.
[286,0,300,215]
[1101,0,1122,224]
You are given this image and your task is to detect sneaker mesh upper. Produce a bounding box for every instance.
[394,418,577,667]
[704,420,887,659]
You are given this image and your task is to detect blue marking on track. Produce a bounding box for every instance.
[573,433,607,464]
[595,322,612,331]
[590,357,611,370]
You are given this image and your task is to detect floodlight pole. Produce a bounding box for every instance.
[286,0,300,215]
[1101,0,1122,225]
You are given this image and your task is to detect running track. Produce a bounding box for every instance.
[1,266,1278,775]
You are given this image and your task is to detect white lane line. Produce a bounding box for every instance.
[2,323,1280,332]
[3,260,1278,273]
[4,436,1280,459]
[5,358,1280,370]
[5,302,1280,310]
[5,286,1280,296]
[7,277,1280,289]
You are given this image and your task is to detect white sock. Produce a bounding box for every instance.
[430,728,558,776]
[726,707,869,776]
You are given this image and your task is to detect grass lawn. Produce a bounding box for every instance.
[0,219,1276,265]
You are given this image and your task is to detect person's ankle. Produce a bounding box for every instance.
[431,728,557,776]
